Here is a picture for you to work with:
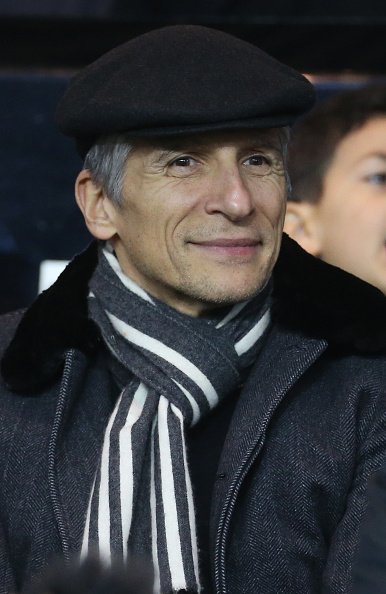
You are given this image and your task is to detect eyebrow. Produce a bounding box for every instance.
[153,137,282,155]
[362,152,386,162]
[145,131,285,166]
[150,149,181,165]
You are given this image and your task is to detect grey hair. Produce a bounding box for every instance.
[83,133,133,206]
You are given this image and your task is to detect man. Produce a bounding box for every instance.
[1,25,386,594]
[284,84,386,294]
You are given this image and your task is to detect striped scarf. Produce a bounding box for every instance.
[82,244,272,593]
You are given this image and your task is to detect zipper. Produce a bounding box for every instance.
[213,435,265,594]
[47,349,75,562]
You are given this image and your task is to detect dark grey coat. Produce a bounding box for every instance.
[1,235,386,594]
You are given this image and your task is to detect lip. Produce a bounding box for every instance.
[188,238,260,259]
[192,238,259,247]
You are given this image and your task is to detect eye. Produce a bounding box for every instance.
[366,172,386,185]
[170,156,196,168]
[167,154,200,177]
[243,154,272,175]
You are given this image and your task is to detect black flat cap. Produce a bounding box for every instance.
[56,25,315,156]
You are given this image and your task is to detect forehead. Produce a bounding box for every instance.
[130,127,287,155]
[333,116,386,163]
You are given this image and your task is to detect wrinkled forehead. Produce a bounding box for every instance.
[129,127,289,155]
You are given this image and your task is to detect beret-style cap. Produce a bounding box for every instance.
[55,25,315,155]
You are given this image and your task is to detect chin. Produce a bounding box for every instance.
[214,273,270,301]
[177,268,270,309]
[200,283,266,306]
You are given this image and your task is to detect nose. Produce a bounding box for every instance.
[205,165,255,221]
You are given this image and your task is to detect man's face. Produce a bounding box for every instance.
[309,116,386,294]
[108,128,287,316]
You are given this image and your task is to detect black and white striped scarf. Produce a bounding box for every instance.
[82,244,272,593]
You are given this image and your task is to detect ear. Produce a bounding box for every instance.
[284,201,322,257]
[75,170,118,240]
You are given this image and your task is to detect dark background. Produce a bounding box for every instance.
[1,2,386,313]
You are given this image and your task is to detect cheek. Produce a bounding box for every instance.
[318,201,376,265]
[255,181,286,225]
[323,192,380,240]
[321,175,384,232]
[122,199,163,236]
[134,207,189,265]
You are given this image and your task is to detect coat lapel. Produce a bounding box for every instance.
[211,325,328,558]
[49,349,115,553]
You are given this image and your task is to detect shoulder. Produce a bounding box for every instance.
[0,242,100,393]
[273,234,386,354]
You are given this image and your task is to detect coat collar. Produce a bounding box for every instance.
[2,234,386,393]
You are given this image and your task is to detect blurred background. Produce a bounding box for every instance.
[1,1,385,313]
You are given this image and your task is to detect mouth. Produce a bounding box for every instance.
[188,238,260,259]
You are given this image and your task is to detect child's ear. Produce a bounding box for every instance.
[284,201,322,257]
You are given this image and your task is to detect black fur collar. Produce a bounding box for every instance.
[2,235,386,393]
